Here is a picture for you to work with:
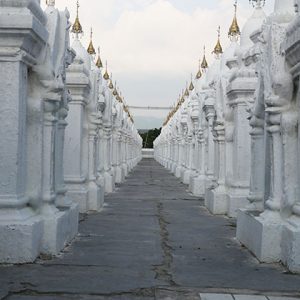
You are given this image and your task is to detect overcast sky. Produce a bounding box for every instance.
[42,0,274,125]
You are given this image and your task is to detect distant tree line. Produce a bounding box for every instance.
[140,128,161,148]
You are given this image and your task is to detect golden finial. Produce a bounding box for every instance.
[180,89,185,104]
[119,96,123,103]
[87,28,96,55]
[201,46,208,70]
[71,0,83,36]
[109,74,114,89]
[249,0,265,8]
[103,61,110,80]
[212,26,223,58]
[184,83,189,97]
[116,88,123,102]
[113,82,118,96]
[46,0,55,6]
[189,74,194,91]
[96,47,103,68]
[116,90,122,103]
[229,0,241,41]
[116,91,120,101]
[176,94,181,110]
[196,59,202,79]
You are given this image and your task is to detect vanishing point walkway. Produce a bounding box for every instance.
[1,159,300,299]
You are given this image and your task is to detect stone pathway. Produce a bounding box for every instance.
[200,294,299,300]
[1,159,300,299]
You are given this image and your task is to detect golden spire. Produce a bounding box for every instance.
[196,59,202,79]
[103,61,110,80]
[212,26,223,58]
[201,46,208,70]
[118,91,123,103]
[109,73,114,89]
[96,47,103,68]
[180,89,185,104]
[228,0,241,41]
[250,0,265,8]
[116,91,121,101]
[71,0,83,36]
[46,0,55,6]
[189,74,194,91]
[184,83,189,97]
[87,28,96,55]
[176,94,181,110]
[113,82,118,96]
[116,87,123,102]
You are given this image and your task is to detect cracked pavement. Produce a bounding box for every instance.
[0,159,300,299]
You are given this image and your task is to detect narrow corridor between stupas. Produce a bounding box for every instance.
[2,0,300,299]
[1,159,299,299]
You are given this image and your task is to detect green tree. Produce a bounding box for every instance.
[140,128,161,148]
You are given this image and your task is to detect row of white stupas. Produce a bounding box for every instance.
[0,0,142,263]
[154,0,300,273]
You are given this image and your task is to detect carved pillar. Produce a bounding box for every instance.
[204,104,215,183]
[191,128,198,176]
[122,133,128,177]
[215,125,226,188]
[173,137,179,173]
[206,120,228,214]
[247,116,265,210]
[226,74,255,217]
[41,100,59,214]
[97,120,105,188]
[115,130,124,183]
[87,114,102,211]
[103,125,114,193]
[175,136,182,178]
[55,101,70,207]
[65,42,90,213]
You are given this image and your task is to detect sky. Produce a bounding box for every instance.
[41,0,274,129]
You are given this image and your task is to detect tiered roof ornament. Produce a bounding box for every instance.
[71,0,83,38]
[184,82,190,97]
[117,90,123,103]
[87,28,96,55]
[249,0,265,7]
[103,61,110,80]
[96,47,103,68]
[113,82,118,97]
[46,0,55,6]
[228,0,241,41]
[212,26,223,59]
[176,94,181,109]
[109,73,114,89]
[196,59,202,79]
[201,46,208,70]
[180,89,185,104]
[189,74,195,91]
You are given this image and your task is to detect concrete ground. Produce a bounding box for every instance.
[0,159,300,300]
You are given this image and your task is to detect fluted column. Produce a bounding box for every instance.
[204,105,215,185]
[247,116,265,210]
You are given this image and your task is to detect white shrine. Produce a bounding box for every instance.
[0,0,142,263]
[154,0,300,273]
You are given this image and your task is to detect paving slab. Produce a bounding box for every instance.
[0,159,300,299]
[200,293,234,300]
[8,296,155,300]
[234,296,268,300]
[268,296,300,300]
